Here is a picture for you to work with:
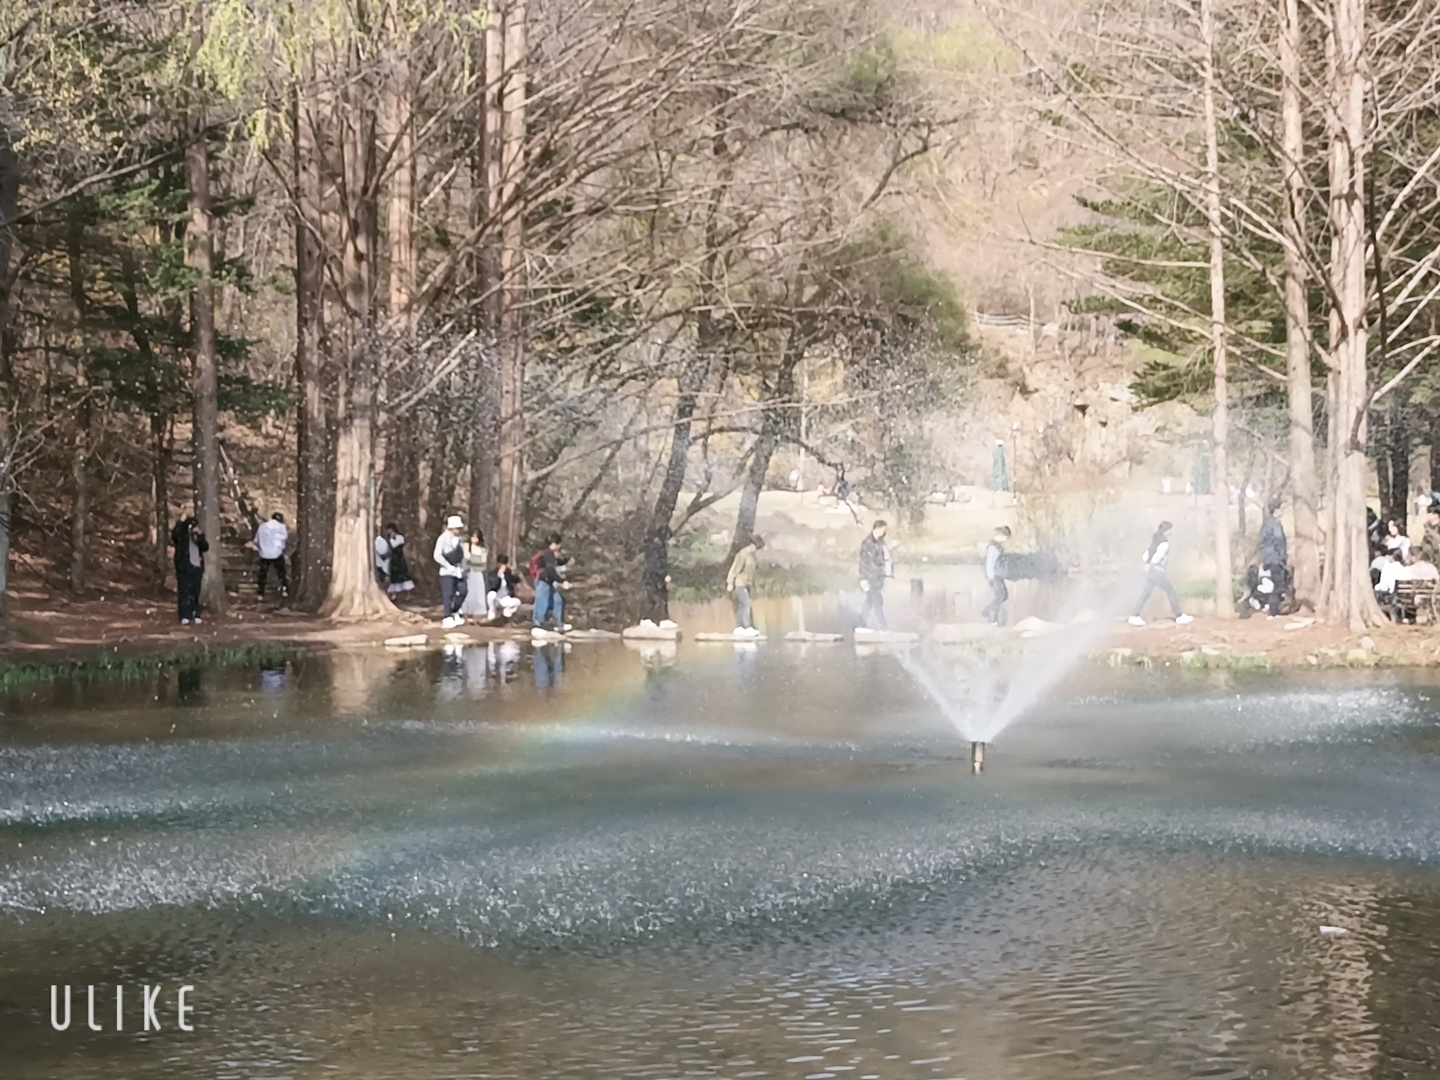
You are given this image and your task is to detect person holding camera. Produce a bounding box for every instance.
[170,516,209,625]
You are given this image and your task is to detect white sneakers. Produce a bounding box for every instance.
[180,618,190,625]
[560,623,573,632]
[1175,613,1194,624]
[659,619,677,629]
[532,624,571,636]
[1128,616,1145,626]
[441,615,463,629]
[640,619,657,627]
[732,626,760,637]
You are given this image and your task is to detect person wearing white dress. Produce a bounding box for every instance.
[459,531,490,618]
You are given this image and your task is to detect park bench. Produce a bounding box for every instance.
[1388,578,1440,624]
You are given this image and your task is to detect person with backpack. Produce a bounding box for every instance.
[858,520,892,630]
[530,533,572,635]
[434,515,468,628]
[1129,520,1194,626]
[981,525,1011,626]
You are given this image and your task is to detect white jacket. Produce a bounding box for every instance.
[255,519,288,560]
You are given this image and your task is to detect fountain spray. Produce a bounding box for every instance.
[970,741,986,774]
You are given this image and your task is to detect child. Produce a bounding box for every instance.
[981,525,1011,626]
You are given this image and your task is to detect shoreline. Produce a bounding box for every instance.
[2,594,1437,679]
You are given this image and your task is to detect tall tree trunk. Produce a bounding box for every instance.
[186,123,226,614]
[381,32,421,539]
[118,248,173,589]
[66,212,90,595]
[641,357,707,617]
[1280,0,1320,609]
[425,429,459,539]
[1322,0,1378,630]
[319,72,396,619]
[495,0,528,558]
[152,416,172,586]
[1431,411,1440,495]
[730,332,803,558]
[1201,0,1232,617]
[469,29,504,537]
[0,133,17,625]
[382,414,420,531]
[1374,410,1394,520]
[294,79,333,609]
[1389,405,1410,530]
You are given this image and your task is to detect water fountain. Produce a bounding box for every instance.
[894,578,1125,767]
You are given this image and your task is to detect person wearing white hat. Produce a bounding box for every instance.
[434,515,468,628]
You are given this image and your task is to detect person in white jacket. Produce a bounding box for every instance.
[433,515,468,628]
[252,512,289,598]
[1129,520,1194,626]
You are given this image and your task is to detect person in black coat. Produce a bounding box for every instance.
[485,555,524,621]
[1256,500,1289,616]
[171,516,209,625]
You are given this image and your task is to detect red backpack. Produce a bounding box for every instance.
[527,550,545,580]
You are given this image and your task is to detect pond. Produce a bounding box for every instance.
[3,632,1440,1079]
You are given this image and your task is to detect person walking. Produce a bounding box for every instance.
[171,516,209,625]
[725,534,764,637]
[253,512,289,599]
[1129,520,1194,626]
[858,520,892,630]
[433,515,468,628]
[981,525,1012,626]
[486,554,524,621]
[459,530,490,618]
[530,533,573,635]
[374,523,416,595]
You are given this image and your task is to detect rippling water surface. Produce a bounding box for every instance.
[4,640,1440,1079]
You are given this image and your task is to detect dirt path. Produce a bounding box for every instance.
[0,592,533,663]
[4,587,1437,671]
[1102,614,1440,668]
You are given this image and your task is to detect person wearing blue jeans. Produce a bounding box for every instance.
[725,534,765,637]
[531,533,572,635]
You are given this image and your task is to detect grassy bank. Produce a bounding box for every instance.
[668,561,849,604]
[0,642,297,690]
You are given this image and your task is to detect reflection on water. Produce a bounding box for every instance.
[3,643,1440,1078]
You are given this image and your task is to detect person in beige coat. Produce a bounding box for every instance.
[725,535,765,636]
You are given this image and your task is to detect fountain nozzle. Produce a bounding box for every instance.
[970,741,986,774]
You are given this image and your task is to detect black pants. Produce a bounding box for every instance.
[440,574,468,617]
[177,567,203,622]
[860,581,887,629]
[258,556,288,597]
[982,578,1009,625]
